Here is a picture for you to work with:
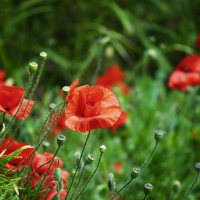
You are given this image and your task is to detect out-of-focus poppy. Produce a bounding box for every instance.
[168,55,200,91]
[65,85,121,133]
[195,34,200,49]
[0,85,34,120]
[97,65,131,94]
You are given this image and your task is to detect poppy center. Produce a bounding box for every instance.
[5,107,10,111]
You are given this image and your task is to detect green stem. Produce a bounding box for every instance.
[0,112,5,131]
[74,152,103,200]
[140,141,158,172]
[184,171,200,200]
[65,131,91,199]
[142,194,148,200]
[110,177,133,200]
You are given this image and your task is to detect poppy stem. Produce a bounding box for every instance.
[74,152,103,200]
[142,194,148,200]
[65,131,91,199]
[140,141,159,172]
[184,169,200,199]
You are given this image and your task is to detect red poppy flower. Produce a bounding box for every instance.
[168,55,200,91]
[0,138,34,171]
[109,110,128,132]
[114,161,123,172]
[28,152,69,199]
[0,85,34,120]
[97,65,131,94]
[65,85,121,133]
[0,70,6,85]
[52,113,68,135]
[195,34,200,49]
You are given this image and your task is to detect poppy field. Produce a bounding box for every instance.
[1,0,200,200]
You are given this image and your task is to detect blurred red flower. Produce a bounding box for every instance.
[168,55,200,91]
[195,34,200,49]
[0,70,6,85]
[97,65,131,94]
[114,161,123,172]
[0,137,34,171]
[65,85,121,133]
[29,152,69,199]
[0,85,34,120]
[52,113,68,135]
[109,110,128,132]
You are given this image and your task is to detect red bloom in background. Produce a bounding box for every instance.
[52,113,68,135]
[195,34,200,49]
[168,55,200,91]
[109,110,128,132]
[97,65,131,94]
[65,85,121,133]
[0,70,6,85]
[29,152,69,199]
[0,138,34,171]
[0,85,34,120]
[114,161,123,172]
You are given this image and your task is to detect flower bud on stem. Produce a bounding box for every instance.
[143,183,153,200]
[73,145,106,200]
[184,162,200,200]
[110,168,140,200]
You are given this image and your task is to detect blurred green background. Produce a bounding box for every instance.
[1,0,200,199]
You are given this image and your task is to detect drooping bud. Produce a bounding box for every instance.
[54,168,62,181]
[173,180,181,193]
[29,62,38,74]
[57,135,66,147]
[130,168,140,179]
[154,130,165,142]
[144,183,153,195]
[42,141,50,149]
[52,194,60,200]
[85,154,95,165]
[0,123,5,134]
[56,181,63,192]
[40,52,47,61]
[100,145,106,153]
[49,103,57,111]
[108,173,116,192]
[73,152,83,170]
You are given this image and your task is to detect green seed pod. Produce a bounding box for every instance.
[54,168,62,182]
[100,145,106,153]
[49,103,57,111]
[62,86,70,96]
[57,135,66,147]
[144,183,153,195]
[131,168,140,179]
[108,173,116,192]
[154,130,165,142]
[85,154,95,165]
[29,62,38,74]
[195,163,200,173]
[40,52,47,61]
[56,181,63,192]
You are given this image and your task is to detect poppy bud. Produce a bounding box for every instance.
[73,152,83,170]
[0,123,5,134]
[49,103,57,111]
[40,52,47,61]
[57,135,66,147]
[56,181,63,192]
[144,183,153,195]
[173,180,181,193]
[108,173,116,192]
[195,163,200,173]
[154,130,165,142]
[52,194,60,200]
[54,168,62,181]
[62,86,70,96]
[130,168,140,179]
[29,62,38,74]
[85,154,95,165]
[100,145,106,153]
[42,140,50,149]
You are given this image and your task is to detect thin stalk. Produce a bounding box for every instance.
[110,177,133,200]
[140,141,158,172]
[65,131,91,199]
[142,194,148,200]
[184,171,200,200]
[74,153,103,200]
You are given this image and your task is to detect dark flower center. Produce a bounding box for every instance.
[5,108,10,111]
